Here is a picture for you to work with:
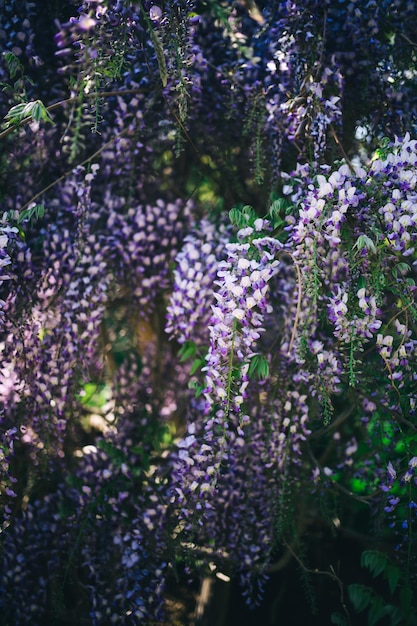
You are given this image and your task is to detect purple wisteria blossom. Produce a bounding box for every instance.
[203,222,282,418]
[105,196,193,312]
[284,134,417,361]
[166,219,231,345]
[1,0,417,620]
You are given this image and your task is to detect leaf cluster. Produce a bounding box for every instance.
[3,100,54,129]
[347,551,416,626]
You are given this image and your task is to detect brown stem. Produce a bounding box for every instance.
[329,123,355,172]
[283,540,352,625]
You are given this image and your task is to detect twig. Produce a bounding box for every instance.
[329,123,355,172]
[399,32,417,47]
[283,540,352,625]
[266,547,294,573]
[310,405,355,439]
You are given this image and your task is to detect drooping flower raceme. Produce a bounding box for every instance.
[0,221,15,313]
[203,222,283,419]
[166,219,231,345]
[284,134,417,362]
[167,220,318,600]
[105,196,193,313]
[168,220,284,545]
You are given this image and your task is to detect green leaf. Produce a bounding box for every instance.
[229,204,258,229]
[188,379,204,397]
[349,477,367,494]
[399,586,413,612]
[229,206,245,228]
[178,341,197,362]
[384,564,400,595]
[30,101,41,122]
[354,234,377,254]
[385,605,407,626]
[268,198,291,227]
[361,550,387,578]
[393,262,411,277]
[248,354,270,379]
[4,99,54,128]
[331,613,348,626]
[4,101,27,123]
[241,204,257,223]
[130,445,144,456]
[357,275,366,291]
[349,584,372,613]
[190,358,204,375]
[373,137,391,161]
[4,51,24,79]
[17,203,45,224]
[269,198,288,213]
[368,596,387,626]
[0,81,13,92]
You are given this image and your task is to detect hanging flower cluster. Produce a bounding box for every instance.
[166,220,308,600]
[280,66,343,160]
[277,135,417,557]
[380,455,417,552]
[166,218,231,345]
[0,221,14,312]
[2,0,417,622]
[0,436,170,623]
[203,220,282,416]
[105,195,193,312]
[284,134,417,363]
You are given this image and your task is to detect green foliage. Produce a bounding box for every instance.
[178,340,197,362]
[229,204,257,229]
[188,378,204,397]
[178,340,209,382]
[3,51,24,81]
[189,357,205,375]
[248,353,269,379]
[17,203,45,224]
[353,234,377,255]
[348,551,416,626]
[331,613,349,626]
[3,100,54,129]
[372,137,392,161]
[361,550,390,580]
[268,197,292,229]
[0,51,34,100]
[349,477,368,494]
[348,584,373,613]
[3,203,45,239]
[78,382,110,411]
